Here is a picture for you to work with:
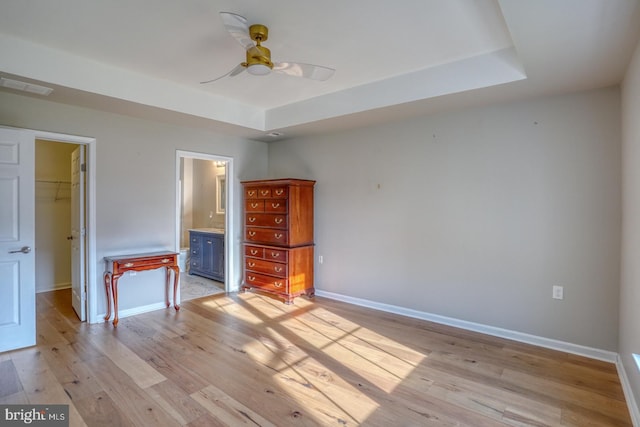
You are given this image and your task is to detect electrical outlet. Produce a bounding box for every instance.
[552,285,563,300]
[318,255,323,264]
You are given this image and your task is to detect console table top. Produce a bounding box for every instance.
[104,251,178,262]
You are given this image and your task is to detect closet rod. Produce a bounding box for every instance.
[36,179,71,184]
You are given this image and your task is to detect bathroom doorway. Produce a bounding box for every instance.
[175,151,234,296]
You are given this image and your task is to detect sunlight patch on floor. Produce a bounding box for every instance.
[201,296,265,324]
[236,298,427,424]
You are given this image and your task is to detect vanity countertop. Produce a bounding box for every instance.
[189,228,224,234]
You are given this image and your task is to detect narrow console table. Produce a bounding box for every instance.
[103,251,180,327]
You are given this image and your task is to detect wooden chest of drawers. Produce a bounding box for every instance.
[241,178,315,303]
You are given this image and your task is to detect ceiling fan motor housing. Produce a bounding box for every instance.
[245,45,273,69]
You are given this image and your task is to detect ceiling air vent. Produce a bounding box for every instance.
[0,77,53,96]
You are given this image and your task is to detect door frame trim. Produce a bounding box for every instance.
[32,129,97,323]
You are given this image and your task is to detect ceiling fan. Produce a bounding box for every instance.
[201,12,335,84]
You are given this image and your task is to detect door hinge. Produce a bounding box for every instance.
[81,163,86,172]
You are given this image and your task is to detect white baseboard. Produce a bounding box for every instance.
[315,290,618,362]
[36,282,71,293]
[616,355,640,427]
[98,301,172,324]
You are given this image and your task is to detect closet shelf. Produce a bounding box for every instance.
[36,179,71,201]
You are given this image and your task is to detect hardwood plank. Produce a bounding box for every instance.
[81,353,180,427]
[146,380,208,425]
[11,348,87,427]
[38,342,104,402]
[74,390,135,427]
[190,384,277,427]
[86,326,166,389]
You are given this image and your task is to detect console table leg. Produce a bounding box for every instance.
[165,267,171,308]
[103,272,112,322]
[172,266,180,311]
[111,275,120,327]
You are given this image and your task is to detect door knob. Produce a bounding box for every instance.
[9,246,31,254]
[67,236,73,240]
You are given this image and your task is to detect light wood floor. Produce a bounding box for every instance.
[0,289,632,426]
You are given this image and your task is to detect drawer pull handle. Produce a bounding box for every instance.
[248,275,256,281]
[274,282,283,288]
[261,190,269,195]
[251,203,259,208]
[249,217,256,223]
[249,231,256,237]
[248,190,256,196]
[275,189,284,195]
[274,218,283,224]
[248,262,255,267]
[274,233,283,239]
[207,241,212,244]
[250,249,258,255]
[161,258,170,263]
[272,203,280,208]
[274,266,283,273]
[124,262,134,267]
[271,253,280,258]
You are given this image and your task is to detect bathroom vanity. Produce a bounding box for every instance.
[188,228,224,282]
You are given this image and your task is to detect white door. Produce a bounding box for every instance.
[0,128,35,352]
[71,145,85,321]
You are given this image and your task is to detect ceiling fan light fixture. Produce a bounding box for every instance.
[247,64,271,76]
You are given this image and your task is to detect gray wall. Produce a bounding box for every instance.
[621,37,640,410]
[0,91,268,316]
[268,87,622,352]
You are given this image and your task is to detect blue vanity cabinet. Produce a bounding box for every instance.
[189,229,224,282]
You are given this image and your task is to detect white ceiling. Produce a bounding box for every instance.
[1,0,639,141]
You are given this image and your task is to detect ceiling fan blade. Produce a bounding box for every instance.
[220,12,255,51]
[272,62,335,81]
[200,63,246,84]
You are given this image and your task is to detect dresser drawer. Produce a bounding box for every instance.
[246,227,288,245]
[264,199,287,213]
[245,200,265,212]
[245,245,264,258]
[258,188,272,198]
[245,188,260,199]
[245,258,287,277]
[263,247,288,262]
[245,213,287,228]
[271,186,288,198]
[244,272,288,293]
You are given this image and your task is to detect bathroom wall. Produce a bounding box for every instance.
[192,159,225,230]
[180,158,226,249]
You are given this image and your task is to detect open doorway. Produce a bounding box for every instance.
[176,151,233,299]
[35,139,89,321]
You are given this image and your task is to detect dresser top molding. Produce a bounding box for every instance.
[241,178,316,186]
